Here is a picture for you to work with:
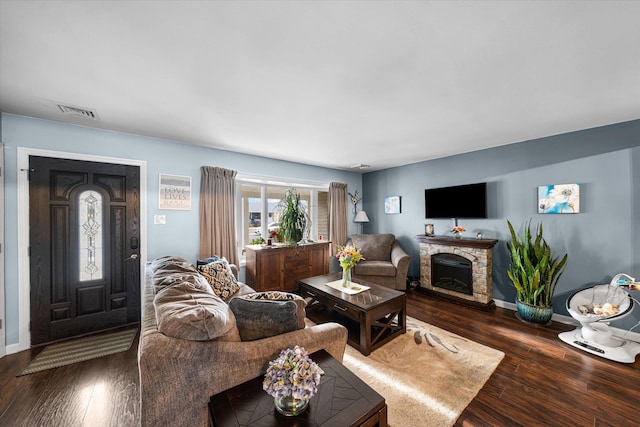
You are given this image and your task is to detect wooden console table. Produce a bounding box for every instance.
[245,241,330,292]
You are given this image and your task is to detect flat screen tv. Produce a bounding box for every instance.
[425,182,487,219]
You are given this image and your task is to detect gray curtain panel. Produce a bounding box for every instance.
[328,182,348,256]
[199,166,239,266]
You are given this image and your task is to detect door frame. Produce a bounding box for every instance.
[1,144,5,358]
[17,148,147,352]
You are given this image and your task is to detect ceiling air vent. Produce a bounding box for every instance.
[350,163,371,170]
[57,104,98,119]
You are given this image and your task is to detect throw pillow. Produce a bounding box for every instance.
[198,258,241,299]
[241,291,307,329]
[228,292,307,341]
[197,255,220,266]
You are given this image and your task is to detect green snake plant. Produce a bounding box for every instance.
[506,220,568,307]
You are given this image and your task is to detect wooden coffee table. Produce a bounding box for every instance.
[208,349,387,427]
[298,274,406,356]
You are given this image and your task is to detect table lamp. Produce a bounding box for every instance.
[354,210,369,234]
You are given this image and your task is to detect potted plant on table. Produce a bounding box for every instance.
[263,346,323,416]
[336,243,365,288]
[506,219,568,324]
[276,188,309,246]
[450,225,465,238]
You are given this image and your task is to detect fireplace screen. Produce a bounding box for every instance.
[431,253,473,295]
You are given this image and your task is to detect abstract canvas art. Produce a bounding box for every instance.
[538,183,579,214]
[384,196,401,214]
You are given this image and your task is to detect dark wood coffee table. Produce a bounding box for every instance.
[208,349,387,427]
[298,274,406,356]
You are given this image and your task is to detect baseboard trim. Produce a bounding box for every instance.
[6,342,22,356]
[494,299,640,342]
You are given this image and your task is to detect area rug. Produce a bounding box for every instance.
[17,328,138,376]
[340,317,504,427]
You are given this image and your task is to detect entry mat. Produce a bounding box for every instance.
[17,327,138,376]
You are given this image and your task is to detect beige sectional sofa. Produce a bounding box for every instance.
[138,256,348,427]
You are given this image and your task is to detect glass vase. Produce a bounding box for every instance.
[274,394,310,416]
[342,267,352,288]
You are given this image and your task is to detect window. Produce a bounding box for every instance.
[236,176,329,262]
[78,190,103,281]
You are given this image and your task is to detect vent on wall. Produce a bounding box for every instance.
[57,104,98,119]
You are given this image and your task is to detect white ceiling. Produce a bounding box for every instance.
[1,1,639,172]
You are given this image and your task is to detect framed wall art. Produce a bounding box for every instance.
[159,173,192,210]
[538,183,579,214]
[384,195,401,214]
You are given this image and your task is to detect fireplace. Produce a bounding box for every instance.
[431,253,473,295]
[415,235,498,310]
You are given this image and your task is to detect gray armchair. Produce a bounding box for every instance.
[347,233,411,290]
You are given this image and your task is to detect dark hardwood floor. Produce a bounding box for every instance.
[0,326,141,427]
[407,292,640,427]
[1,290,639,426]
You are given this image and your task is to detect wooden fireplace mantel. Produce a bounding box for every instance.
[415,235,498,250]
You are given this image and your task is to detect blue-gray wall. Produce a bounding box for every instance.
[1,113,363,346]
[2,113,639,346]
[362,119,640,329]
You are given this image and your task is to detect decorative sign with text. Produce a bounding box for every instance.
[159,174,192,210]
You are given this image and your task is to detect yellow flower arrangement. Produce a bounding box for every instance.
[335,244,365,269]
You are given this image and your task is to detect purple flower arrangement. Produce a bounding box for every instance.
[263,346,324,400]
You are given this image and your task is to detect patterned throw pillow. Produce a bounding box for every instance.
[198,258,240,299]
[242,291,304,302]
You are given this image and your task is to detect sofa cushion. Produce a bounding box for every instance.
[150,255,199,275]
[198,258,241,299]
[353,261,397,277]
[148,255,211,292]
[154,281,239,341]
[228,292,306,341]
[351,234,395,261]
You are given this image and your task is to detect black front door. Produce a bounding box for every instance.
[29,156,141,345]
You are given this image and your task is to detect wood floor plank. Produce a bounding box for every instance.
[26,364,99,426]
[81,331,140,427]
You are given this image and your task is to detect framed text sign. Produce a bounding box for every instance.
[159,173,192,210]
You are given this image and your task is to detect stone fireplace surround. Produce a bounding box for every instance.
[415,235,498,310]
